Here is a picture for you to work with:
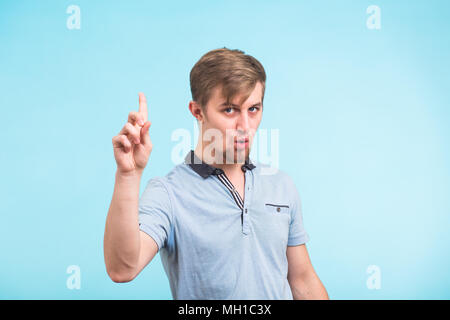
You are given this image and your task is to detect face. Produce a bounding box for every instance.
[189,81,264,164]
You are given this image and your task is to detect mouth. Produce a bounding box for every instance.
[234,137,249,149]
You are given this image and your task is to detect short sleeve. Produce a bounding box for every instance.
[286,176,310,246]
[138,177,173,252]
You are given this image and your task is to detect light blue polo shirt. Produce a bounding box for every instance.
[138,150,310,299]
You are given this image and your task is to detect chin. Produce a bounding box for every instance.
[228,149,250,164]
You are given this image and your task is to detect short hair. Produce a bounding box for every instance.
[190,47,266,111]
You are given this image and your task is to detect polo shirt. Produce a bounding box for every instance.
[138,149,310,299]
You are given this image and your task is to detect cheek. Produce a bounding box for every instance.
[253,114,263,126]
[222,133,235,147]
[249,119,260,133]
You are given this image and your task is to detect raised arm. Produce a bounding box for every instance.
[103,93,157,282]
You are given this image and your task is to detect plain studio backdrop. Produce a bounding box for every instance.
[0,0,449,299]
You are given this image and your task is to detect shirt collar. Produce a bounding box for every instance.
[184,150,256,179]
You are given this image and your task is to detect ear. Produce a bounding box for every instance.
[189,100,205,122]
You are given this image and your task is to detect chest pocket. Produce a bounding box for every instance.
[254,202,291,253]
[265,203,290,215]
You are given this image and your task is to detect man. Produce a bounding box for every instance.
[104,48,329,300]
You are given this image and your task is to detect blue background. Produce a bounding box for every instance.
[0,0,449,299]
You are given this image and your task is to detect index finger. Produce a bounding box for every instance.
[138,92,148,121]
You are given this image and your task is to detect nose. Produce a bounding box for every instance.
[237,111,250,133]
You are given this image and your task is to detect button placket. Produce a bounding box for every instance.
[242,170,252,235]
[213,167,253,235]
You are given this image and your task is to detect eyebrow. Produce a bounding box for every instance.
[219,102,262,108]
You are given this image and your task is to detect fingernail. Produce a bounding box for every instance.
[138,120,144,126]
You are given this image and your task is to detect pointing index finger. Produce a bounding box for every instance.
[138,92,148,121]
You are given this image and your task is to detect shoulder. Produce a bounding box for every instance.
[252,160,301,204]
[253,160,296,186]
[145,161,196,192]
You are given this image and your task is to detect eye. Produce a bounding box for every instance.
[224,107,234,114]
[249,106,260,112]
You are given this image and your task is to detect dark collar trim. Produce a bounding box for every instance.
[184,150,256,179]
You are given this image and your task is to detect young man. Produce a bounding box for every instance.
[104,48,329,299]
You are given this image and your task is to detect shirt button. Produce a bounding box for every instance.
[245,208,248,214]
[277,207,281,212]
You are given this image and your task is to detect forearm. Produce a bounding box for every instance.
[290,272,329,300]
[104,170,143,279]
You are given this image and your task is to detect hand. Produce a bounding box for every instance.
[112,92,152,175]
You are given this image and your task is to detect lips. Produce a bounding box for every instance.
[234,138,249,149]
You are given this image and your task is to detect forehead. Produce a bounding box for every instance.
[210,82,264,106]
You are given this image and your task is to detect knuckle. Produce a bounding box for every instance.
[128,111,137,119]
[124,122,133,131]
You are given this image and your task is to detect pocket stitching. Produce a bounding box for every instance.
[265,203,290,213]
